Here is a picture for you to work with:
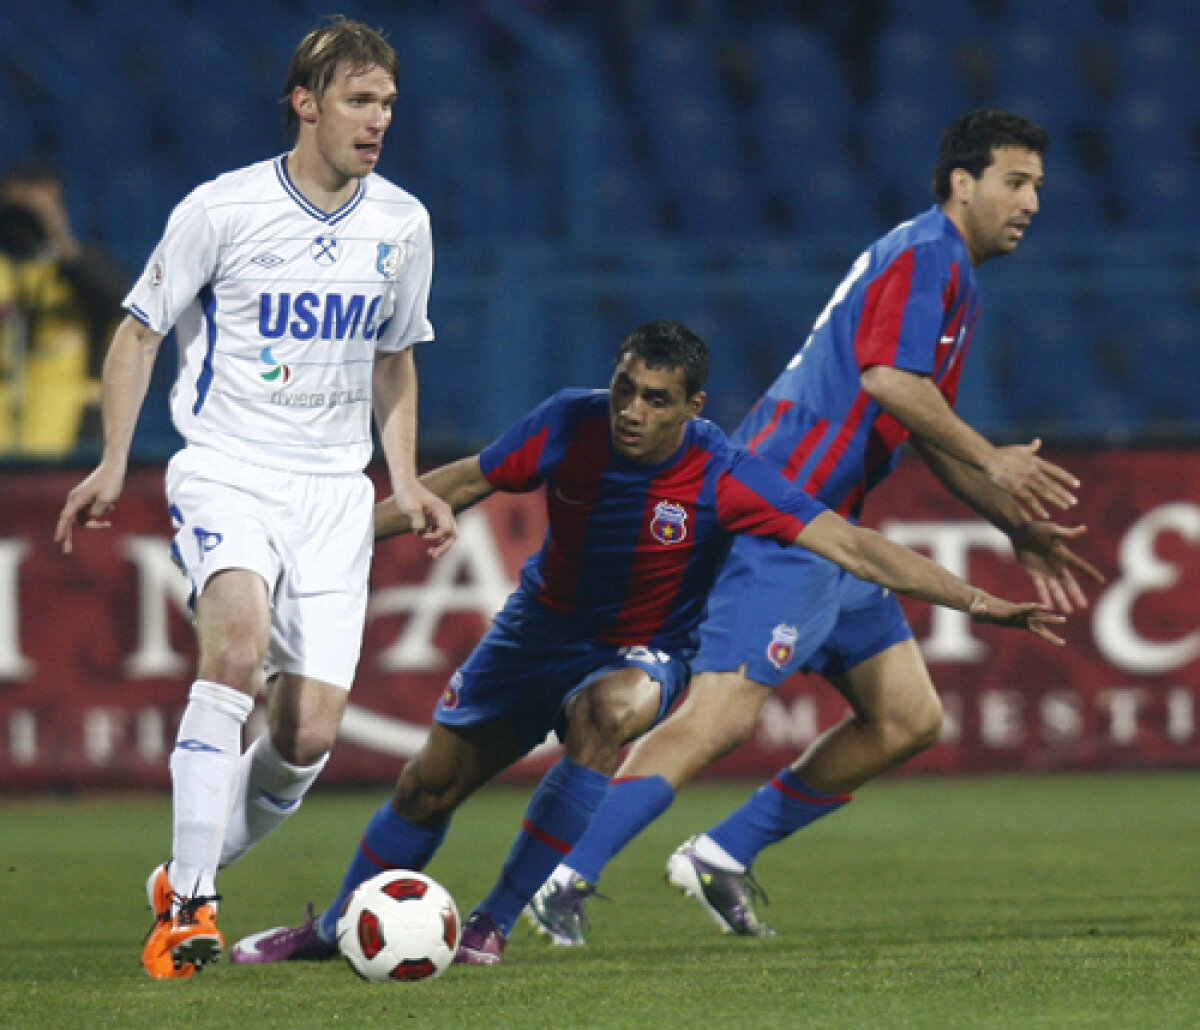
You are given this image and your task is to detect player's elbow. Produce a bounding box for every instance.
[860,364,921,410]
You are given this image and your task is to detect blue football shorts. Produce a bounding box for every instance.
[434,591,693,753]
[693,533,913,688]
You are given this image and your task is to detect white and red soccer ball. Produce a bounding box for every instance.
[335,870,460,982]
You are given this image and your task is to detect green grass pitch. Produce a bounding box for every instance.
[2,773,1197,1029]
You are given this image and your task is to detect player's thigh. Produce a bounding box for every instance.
[620,669,770,786]
[829,637,941,733]
[695,537,842,686]
[194,569,273,681]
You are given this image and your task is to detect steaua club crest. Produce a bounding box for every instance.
[439,671,462,710]
[649,500,688,544]
[766,624,800,670]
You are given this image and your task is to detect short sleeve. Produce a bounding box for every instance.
[123,186,220,334]
[374,207,435,353]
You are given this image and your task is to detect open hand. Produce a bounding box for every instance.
[968,592,1066,646]
[1010,522,1105,614]
[987,439,1079,519]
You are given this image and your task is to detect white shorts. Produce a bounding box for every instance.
[165,445,374,690]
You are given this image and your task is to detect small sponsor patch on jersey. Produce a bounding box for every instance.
[766,623,799,670]
[376,242,400,279]
[310,235,339,265]
[149,262,164,287]
[259,346,291,383]
[650,501,688,544]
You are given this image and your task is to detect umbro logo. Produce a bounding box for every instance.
[252,253,286,268]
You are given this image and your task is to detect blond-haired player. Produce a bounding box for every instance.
[55,18,455,978]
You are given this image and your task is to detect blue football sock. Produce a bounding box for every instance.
[707,768,850,868]
[318,801,448,941]
[565,775,676,884]
[475,757,608,934]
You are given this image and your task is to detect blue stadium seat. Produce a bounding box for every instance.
[1106,92,1200,231]
[1114,20,1197,96]
[747,23,849,115]
[1002,0,1112,39]
[994,27,1097,130]
[411,91,512,241]
[996,297,1144,432]
[628,26,765,237]
[869,26,976,129]
[1133,300,1200,420]
[0,75,35,163]
[860,94,946,217]
[880,0,996,40]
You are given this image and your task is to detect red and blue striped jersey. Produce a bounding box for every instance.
[479,389,826,649]
[736,206,980,519]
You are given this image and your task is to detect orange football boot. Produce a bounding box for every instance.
[141,864,223,978]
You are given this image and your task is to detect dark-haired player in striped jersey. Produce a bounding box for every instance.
[231,317,1063,966]
[528,110,1105,946]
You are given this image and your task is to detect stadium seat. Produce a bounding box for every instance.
[1002,0,1112,39]
[880,0,996,41]
[994,26,1097,128]
[869,26,976,129]
[1106,92,1200,231]
[860,94,948,218]
[747,23,849,114]
[628,26,766,237]
[995,296,1144,433]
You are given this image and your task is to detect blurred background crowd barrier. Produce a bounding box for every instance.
[0,0,1197,458]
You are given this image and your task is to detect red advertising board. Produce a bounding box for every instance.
[0,449,1197,789]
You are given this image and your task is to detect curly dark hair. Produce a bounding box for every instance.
[933,109,1049,202]
[616,319,710,397]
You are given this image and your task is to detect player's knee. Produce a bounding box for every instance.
[200,638,264,693]
[270,723,336,767]
[392,762,461,825]
[577,690,656,747]
[888,687,943,756]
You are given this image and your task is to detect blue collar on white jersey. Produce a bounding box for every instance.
[273,154,366,225]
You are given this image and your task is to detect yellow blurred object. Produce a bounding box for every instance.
[0,253,105,456]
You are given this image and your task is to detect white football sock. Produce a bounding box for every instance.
[219,732,328,869]
[169,680,254,900]
[548,863,581,888]
[692,833,746,874]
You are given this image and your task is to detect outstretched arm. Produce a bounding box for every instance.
[911,438,1105,613]
[375,456,495,541]
[861,364,1078,518]
[794,510,1066,645]
[55,315,163,554]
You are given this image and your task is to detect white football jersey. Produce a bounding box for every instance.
[125,155,435,473]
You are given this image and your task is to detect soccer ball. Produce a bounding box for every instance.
[335,870,460,982]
